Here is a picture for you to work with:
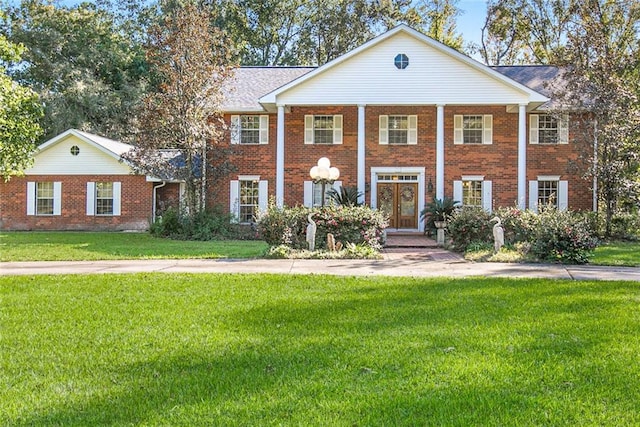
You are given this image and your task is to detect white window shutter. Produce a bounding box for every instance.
[483,115,493,144]
[229,180,239,222]
[407,115,418,145]
[303,181,313,207]
[454,115,463,144]
[86,182,96,215]
[259,115,269,144]
[113,182,122,216]
[482,180,493,213]
[304,115,314,144]
[258,180,268,212]
[26,182,35,215]
[332,115,343,144]
[453,180,463,204]
[558,180,568,211]
[559,114,569,144]
[379,115,388,145]
[529,181,539,213]
[53,182,62,215]
[333,180,342,191]
[529,114,539,144]
[230,115,240,144]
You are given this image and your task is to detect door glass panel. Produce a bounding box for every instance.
[378,185,394,215]
[399,184,415,216]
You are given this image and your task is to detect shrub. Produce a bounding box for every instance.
[582,211,640,240]
[257,202,388,251]
[150,206,253,241]
[327,185,363,207]
[420,196,460,236]
[530,207,598,264]
[494,206,539,244]
[446,207,492,251]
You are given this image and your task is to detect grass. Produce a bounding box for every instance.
[0,232,268,261]
[2,273,639,425]
[591,241,640,267]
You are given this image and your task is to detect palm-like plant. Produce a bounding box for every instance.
[327,186,364,207]
[420,196,460,234]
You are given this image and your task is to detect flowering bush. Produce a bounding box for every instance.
[531,207,598,264]
[256,201,388,251]
[446,208,492,251]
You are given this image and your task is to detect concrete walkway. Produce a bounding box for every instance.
[2,257,639,281]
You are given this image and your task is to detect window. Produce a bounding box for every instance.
[529,177,568,212]
[27,182,61,216]
[239,180,259,223]
[454,115,493,144]
[453,178,492,212]
[537,180,558,207]
[229,177,268,223]
[394,53,409,69]
[36,182,54,215]
[388,116,408,144]
[304,115,343,144]
[86,182,121,216]
[462,180,483,208]
[230,115,269,144]
[304,180,343,207]
[379,115,418,145]
[530,114,568,144]
[313,115,334,144]
[96,182,114,215]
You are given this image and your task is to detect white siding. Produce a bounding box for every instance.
[26,135,132,175]
[275,33,530,106]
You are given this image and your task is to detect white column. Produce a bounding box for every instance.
[276,104,285,207]
[357,105,366,204]
[436,105,445,200]
[517,104,527,209]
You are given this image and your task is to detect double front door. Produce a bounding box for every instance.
[377,182,418,229]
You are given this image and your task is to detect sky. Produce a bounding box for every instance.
[457,0,488,47]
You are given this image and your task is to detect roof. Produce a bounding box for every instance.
[38,129,133,159]
[221,67,314,112]
[492,65,561,97]
[258,25,549,106]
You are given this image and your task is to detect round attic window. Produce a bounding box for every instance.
[394,53,409,69]
[70,145,80,156]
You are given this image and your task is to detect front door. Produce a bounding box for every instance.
[378,182,418,229]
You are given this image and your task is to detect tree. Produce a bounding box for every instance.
[480,0,577,65]
[415,0,464,51]
[551,0,640,235]
[0,13,42,179]
[123,3,235,215]
[4,0,147,142]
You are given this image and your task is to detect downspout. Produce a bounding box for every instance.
[593,120,598,213]
[152,181,167,223]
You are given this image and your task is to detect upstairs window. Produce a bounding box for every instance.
[304,115,343,144]
[230,115,269,144]
[454,115,493,144]
[379,115,418,145]
[530,114,569,144]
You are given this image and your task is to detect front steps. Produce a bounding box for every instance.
[384,231,438,248]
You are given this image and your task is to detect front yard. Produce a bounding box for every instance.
[2,273,639,425]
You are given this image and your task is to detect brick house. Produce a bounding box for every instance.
[0,129,182,230]
[222,25,593,232]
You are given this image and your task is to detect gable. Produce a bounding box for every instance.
[262,27,547,107]
[26,133,132,175]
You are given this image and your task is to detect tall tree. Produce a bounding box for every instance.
[0,12,42,179]
[481,0,577,65]
[124,3,235,214]
[551,0,640,235]
[4,0,147,142]
[415,0,464,50]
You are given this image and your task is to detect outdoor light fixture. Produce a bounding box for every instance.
[309,157,340,207]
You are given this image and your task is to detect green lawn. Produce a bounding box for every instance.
[0,232,268,261]
[591,241,640,267]
[2,274,639,425]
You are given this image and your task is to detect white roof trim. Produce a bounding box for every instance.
[259,24,549,105]
[36,129,133,161]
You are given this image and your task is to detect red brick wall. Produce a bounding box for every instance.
[215,106,593,214]
[0,175,153,230]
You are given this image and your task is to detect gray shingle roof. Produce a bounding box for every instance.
[222,67,314,112]
[222,65,561,111]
